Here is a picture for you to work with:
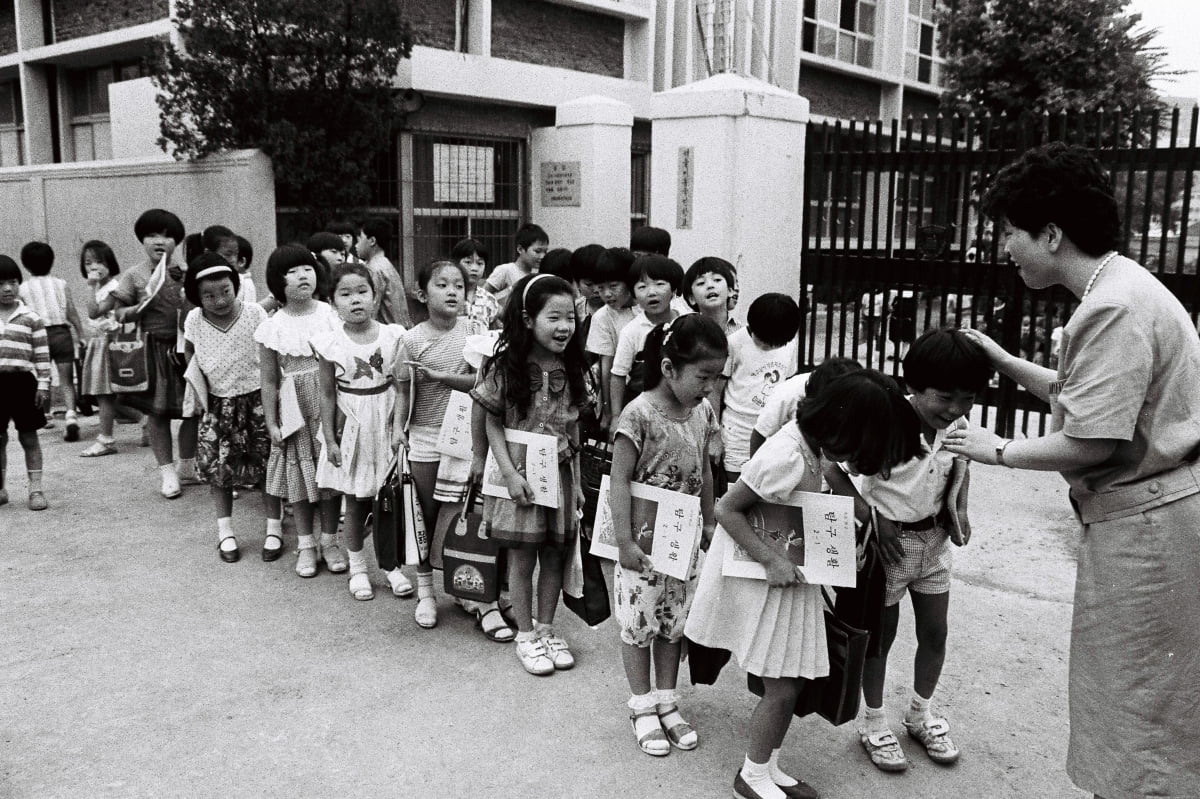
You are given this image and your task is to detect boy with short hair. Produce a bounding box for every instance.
[355,217,410,327]
[609,255,685,424]
[569,243,606,321]
[630,225,671,257]
[18,241,85,442]
[719,293,800,481]
[585,247,638,431]
[682,256,739,335]
[474,223,549,322]
[0,254,52,510]
[828,327,991,773]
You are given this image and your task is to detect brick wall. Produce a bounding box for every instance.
[492,0,623,79]
[52,0,168,42]
[404,0,456,51]
[0,2,16,54]
[798,65,880,120]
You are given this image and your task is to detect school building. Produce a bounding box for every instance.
[0,0,948,299]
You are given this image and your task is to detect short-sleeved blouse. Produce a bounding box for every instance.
[311,323,405,390]
[184,303,267,397]
[1054,258,1200,497]
[614,394,719,496]
[470,355,581,460]
[110,259,186,338]
[253,302,339,360]
[394,317,479,428]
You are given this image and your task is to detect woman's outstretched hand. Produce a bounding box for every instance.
[944,425,1005,465]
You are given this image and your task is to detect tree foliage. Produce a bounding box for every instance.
[936,0,1170,120]
[152,0,412,228]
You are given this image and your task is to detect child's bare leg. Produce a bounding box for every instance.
[535,545,564,626]
[910,590,949,702]
[261,493,283,558]
[294,499,320,578]
[147,413,173,466]
[861,602,901,709]
[507,548,537,633]
[319,494,341,535]
[176,416,200,481]
[407,460,440,626]
[17,431,43,496]
[96,395,116,439]
[621,642,653,695]
[213,485,239,559]
[292,500,315,538]
[747,675,801,766]
[57,362,76,413]
[343,497,373,599]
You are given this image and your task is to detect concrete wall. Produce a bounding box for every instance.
[0,149,275,314]
[109,77,169,160]
[51,0,167,41]
[491,0,624,78]
[798,65,881,121]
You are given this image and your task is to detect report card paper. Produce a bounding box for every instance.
[589,475,702,581]
[435,391,474,461]
[721,490,855,587]
[482,428,559,508]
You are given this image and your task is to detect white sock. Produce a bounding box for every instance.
[297,534,316,552]
[319,532,336,549]
[863,704,889,734]
[217,517,236,550]
[346,547,368,576]
[740,757,785,799]
[417,571,435,600]
[177,457,197,476]
[627,691,656,713]
[97,434,115,445]
[160,464,177,478]
[654,688,679,708]
[767,748,798,787]
[266,518,282,536]
[906,692,933,725]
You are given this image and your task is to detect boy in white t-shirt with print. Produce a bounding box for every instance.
[825,328,992,774]
[718,293,800,481]
[748,356,862,457]
[608,255,685,427]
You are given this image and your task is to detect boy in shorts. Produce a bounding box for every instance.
[827,327,991,772]
[0,254,52,510]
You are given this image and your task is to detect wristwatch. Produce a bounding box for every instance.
[996,439,1012,467]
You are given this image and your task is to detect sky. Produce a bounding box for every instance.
[1127,0,1200,103]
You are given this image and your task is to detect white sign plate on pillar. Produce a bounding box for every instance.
[677,146,694,229]
[540,161,582,207]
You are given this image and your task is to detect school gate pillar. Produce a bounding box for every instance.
[530,95,633,252]
[648,73,809,307]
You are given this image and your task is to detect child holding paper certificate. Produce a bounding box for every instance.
[471,273,588,676]
[685,370,921,799]
[609,314,727,757]
[392,260,506,636]
[255,245,342,574]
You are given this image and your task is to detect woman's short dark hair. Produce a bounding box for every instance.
[184,252,240,306]
[798,369,923,479]
[982,142,1119,257]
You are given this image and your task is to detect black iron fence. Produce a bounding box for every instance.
[799,107,1200,436]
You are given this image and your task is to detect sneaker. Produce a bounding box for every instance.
[295,547,319,578]
[515,637,555,676]
[27,491,48,511]
[160,470,182,499]
[539,631,575,670]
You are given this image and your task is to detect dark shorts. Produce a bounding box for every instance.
[45,324,74,364]
[0,370,47,433]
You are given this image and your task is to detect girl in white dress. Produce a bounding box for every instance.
[314,263,405,601]
[686,369,921,799]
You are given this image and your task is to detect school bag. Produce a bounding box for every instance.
[441,483,500,603]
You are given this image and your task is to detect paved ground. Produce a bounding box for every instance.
[2,415,1090,799]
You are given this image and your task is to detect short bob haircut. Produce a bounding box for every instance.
[537,248,573,280]
[797,369,923,479]
[450,237,489,268]
[184,252,240,306]
[328,262,374,297]
[0,254,22,283]
[630,225,671,257]
[416,259,467,292]
[202,225,237,253]
[79,240,121,280]
[746,293,801,348]
[570,243,605,283]
[134,209,185,244]
[902,327,993,394]
[625,254,684,294]
[20,241,55,276]
[682,256,738,309]
[594,247,635,284]
[805,356,862,400]
[982,142,1119,257]
[266,244,322,304]
[306,231,346,262]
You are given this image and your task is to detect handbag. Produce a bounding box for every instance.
[107,322,149,393]
[562,527,612,626]
[370,452,428,570]
[441,483,500,602]
[746,586,869,726]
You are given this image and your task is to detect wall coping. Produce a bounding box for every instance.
[0,149,268,182]
[650,72,809,123]
[556,95,634,128]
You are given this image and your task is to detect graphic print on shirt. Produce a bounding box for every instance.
[750,364,786,410]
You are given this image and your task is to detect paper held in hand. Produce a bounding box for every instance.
[721,490,856,587]
[435,390,474,461]
[589,475,702,581]
[482,428,560,508]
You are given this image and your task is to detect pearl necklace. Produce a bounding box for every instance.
[1081,251,1118,300]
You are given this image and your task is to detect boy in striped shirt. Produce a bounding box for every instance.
[0,254,52,510]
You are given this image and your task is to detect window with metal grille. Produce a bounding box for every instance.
[0,80,23,167]
[802,0,876,69]
[905,0,945,86]
[402,133,525,280]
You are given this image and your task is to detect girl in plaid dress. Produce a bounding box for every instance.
[471,274,587,676]
[255,245,344,575]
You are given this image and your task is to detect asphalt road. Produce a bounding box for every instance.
[2,416,1089,799]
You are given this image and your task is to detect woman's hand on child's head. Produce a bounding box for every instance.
[875,517,905,565]
[267,423,284,448]
[618,540,654,573]
[959,327,1008,365]
[765,554,802,588]
[504,471,536,506]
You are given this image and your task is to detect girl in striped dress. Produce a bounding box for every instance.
[254,245,344,574]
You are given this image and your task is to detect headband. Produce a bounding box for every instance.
[522,272,553,309]
[661,318,675,348]
[195,265,233,281]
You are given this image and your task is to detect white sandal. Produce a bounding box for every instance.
[348,572,374,601]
